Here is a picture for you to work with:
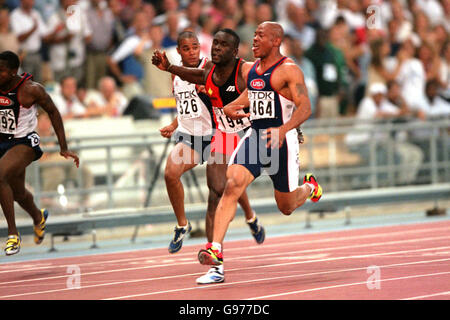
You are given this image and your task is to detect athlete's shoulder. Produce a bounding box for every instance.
[281,57,300,68]
[239,59,257,80]
[21,78,45,95]
[241,59,257,68]
[19,79,48,108]
[279,57,304,77]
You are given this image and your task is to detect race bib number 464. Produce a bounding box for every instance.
[248,91,275,120]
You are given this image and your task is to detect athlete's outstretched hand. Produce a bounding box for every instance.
[160,123,177,138]
[60,150,80,168]
[223,104,250,120]
[152,50,170,71]
[261,126,288,149]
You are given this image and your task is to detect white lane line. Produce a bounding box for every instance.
[1,223,449,274]
[1,246,449,300]
[402,291,450,300]
[1,234,449,287]
[246,272,450,300]
[106,259,450,300]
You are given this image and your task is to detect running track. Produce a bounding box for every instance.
[0,220,449,300]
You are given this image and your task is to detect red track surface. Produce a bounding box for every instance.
[0,220,449,300]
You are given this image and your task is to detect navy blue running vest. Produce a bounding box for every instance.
[247,57,288,130]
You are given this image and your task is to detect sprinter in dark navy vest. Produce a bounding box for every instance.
[0,51,79,256]
[196,22,323,276]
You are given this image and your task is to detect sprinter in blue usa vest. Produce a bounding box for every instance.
[197,22,323,274]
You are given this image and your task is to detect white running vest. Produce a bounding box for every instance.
[173,58,213,136]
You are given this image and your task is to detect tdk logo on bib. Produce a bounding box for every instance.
[248,91,274,100]
[176,89,197,100]
[0,109,14,117]
[250,79,265,90]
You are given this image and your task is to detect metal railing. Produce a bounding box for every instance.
[26,117,449,213]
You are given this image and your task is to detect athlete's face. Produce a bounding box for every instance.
[177,37,201,68]
[252,24,275,58]
[0,61,16,88]
[211,32,237,65]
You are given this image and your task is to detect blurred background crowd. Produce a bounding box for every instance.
[0,0,448,121]
[1,0,449,210]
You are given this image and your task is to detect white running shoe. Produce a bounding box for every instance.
[196,266,225,284]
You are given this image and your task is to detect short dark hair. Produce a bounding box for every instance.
[0,51,20,70]
[216,28,240,48]
[177,30,198,47]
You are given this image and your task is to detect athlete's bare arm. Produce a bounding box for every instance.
[222,88,251,120]
[279,63,311,131]
[21,81,80,167]
[152,50,211,85]
[160,116,178,138]
[262,62,311,149]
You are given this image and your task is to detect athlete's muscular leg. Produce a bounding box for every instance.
[206,153,255,241]
[0,145,37,235]
[10,169,42,225]
[212,164,254,244]
[165,143,200,227]
[274,184,312,216]
[205,161,222,243]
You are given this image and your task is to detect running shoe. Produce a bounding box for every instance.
[34,208,49,244]
[304,173,322,202]
[4,234,21,256]
[168,221,192,253]
[196,266,225,284]
[198,243,223,265]
[247,215,265,244]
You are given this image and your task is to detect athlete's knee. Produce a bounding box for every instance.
[223,176,244,199]
[207,179,225,198]
[206,164,226,196]
[164,165,182,184]
[13,190,29,203]
[277,202,295,216]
